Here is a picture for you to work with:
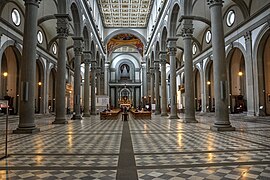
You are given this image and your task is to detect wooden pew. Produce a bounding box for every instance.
[100,109,121,120]
[130,109,151,120]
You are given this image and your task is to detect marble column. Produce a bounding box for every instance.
[52,14,71,124]
[150,67,155,111]
[167,38,179,119]
[91,60,97,115]
[208,0,235,131]
[83,51,91,117]
[104,62,110,95]
[182,22,198,123]
[71,37,83,120]
[154,59,161,114]
[244,31,255,116]
[160,52,168,116]
[14,0,41,133]
[96,67,101,95]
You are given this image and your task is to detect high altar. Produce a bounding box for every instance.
[119,96,131,108]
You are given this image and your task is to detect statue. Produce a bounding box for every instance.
[120,64,130,78]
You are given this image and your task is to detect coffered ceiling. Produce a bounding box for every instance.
[96,0,154,27]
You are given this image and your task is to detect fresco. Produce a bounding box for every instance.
[107,34,144,56]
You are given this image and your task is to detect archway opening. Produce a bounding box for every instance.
[194,69,201,111]
[35,61,44,114]
[48,68,56,113]
[206,61,214,112]
[263,33,270,115]
[229,48,246,113]
[1,46,20,114]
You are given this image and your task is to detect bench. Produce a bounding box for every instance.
[100,109,121,120]
[130,109,151,120]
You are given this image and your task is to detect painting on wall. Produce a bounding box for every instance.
[107,34,143,55]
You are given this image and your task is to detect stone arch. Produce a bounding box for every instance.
[194,67,202,111]
[151,51,155,67]
[111,53,141,67]
[205,59,214,112]
[90,41,96,59]
[254,26,270,115]
[155,41,160,60]
[110,44,141,55]
[231,0,249,19]
[0,40,22,65]
[0,43,22,114]
[47,64,57,112]
[83,26,90,51]
[168,2,181,37]
[35,57,45,113]
[0,0,25,18]
[226,47,246,113]
[104,29,147,46]
[226,41,247,61]
[70,2,82,37]
[115,59,136,82]
[161,27,168,51]
[96,50,100,62]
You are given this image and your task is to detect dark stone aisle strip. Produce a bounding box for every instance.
[116,120,138,180]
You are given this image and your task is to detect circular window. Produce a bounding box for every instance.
[205,30,212,44]
[37,31,43,44]
[52,43,57,55]
[192,43,197,55]
[226,10,235,27]
[11,9,21,26]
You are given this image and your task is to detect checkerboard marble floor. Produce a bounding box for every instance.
[0,112,270,179]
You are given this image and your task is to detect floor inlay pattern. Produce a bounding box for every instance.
[0,113,270,179]
[137,165,270,180]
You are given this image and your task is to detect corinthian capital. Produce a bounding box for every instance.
[181,24,194,38]
[55,14,71,38]
[73,37,84,56]
[159,51,167,65]
[83,51,92,64]
[167,37,177,56]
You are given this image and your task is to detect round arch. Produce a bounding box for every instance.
[111,53,141,69]
[110,44,141,55]
[35,58,45,113]
[194,67,202,111]
[83,26,90,51]
[47,65,57,113]
[104,29,147,46]
[90,41,96,59]
[70,2,82,37]
[0,44,22,114]
[226,47,246,113]
[155,41,160,60]
[160,27,168,51]
[114,59,136,82]
[254,26,270,115]
[167,2,181,37]
[205,59,214,112]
